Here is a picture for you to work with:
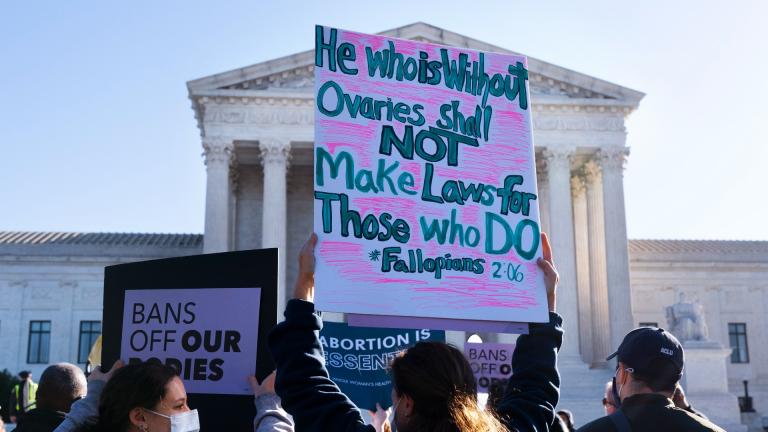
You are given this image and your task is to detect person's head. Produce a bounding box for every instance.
[551,413,568,432]
[557,409,575,431]
[36,363,87,412]
[97,361,198,432]
[607,327,684,402]
[602,380,618,415]
[18,370,32,381]
[389,341,504,432]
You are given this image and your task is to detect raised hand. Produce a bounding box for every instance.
[536,232,559,312]
[369,403,392,432]
[293,233,318,302]
[249,370,277,397]
[89,359,124,383]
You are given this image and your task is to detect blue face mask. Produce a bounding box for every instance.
[146,408,200,432]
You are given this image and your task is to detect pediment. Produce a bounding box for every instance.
[187,22,644,105]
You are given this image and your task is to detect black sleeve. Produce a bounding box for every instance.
[268,299,375,432]
[495,312,563,432]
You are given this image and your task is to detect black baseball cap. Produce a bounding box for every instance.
[18,370,31,379]
[606,327,684,375]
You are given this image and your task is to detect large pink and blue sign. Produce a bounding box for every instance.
[313,25,546,323]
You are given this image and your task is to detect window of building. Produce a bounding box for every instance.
[78,321,102,363]
[639,322,658,328]
[728,323,749,363]
[28,321,51,364]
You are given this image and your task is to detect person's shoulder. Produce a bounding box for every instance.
[16,408,66,429]
[575,415,615,432]
[670,407,726,432]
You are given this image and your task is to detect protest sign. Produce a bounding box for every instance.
[313,25,547,324]
[120,288,260,395]
[347,314,528,334]
[464,342,515,393]
[320,321,445,411]
[102,249,277,432]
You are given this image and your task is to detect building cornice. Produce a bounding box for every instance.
[629,260,768,272]
[190,90,636,112]
[192,94,631,134]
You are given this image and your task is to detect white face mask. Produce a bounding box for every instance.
[612,366,634,407]
[146,408,200,432]
[390,397,401,428]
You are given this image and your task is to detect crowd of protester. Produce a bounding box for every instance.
[2,232,728,432]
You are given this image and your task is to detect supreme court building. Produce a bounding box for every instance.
[2,23,766,429]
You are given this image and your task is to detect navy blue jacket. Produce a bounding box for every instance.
[269,299,563,431]
[577,394,726,432]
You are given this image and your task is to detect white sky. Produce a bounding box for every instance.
[1,0,766,240]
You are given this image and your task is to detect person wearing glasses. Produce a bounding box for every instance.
[602,381,618,415]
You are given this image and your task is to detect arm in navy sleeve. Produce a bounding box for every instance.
[268,299,375,432]
[495,312,563,432]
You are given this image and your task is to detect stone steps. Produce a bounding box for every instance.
[557,359,614,426]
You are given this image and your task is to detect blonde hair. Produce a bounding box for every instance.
[390,342,506,432]
[450,393,506,432]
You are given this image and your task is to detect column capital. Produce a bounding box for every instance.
[571,174,586,196]
[535,156,548,182]
[259,137,291,167]
[202,136,235,166]
[598,147,630,172]
[542,146,576,167]
[582,159,602,183]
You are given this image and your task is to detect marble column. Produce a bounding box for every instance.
[571,175,593,364]
[599,148,634,350]
[537,165,551,235]
[446,331,469,348]
[584,160,611,367]
[203,136,234,253]
[260,138,291,316]
[542,148,579,358]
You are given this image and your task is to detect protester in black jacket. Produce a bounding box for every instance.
[269,233,563,432]
[577,327,725,432]
[15,363,87,432]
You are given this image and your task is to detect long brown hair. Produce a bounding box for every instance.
[95,362,179,432]
[390,342,505,432]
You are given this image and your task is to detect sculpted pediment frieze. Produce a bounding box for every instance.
[214,63,613,100]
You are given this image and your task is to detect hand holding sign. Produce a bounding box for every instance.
[369,403,392,432]
[536,232,558,313]
[249,371,276,398]
[90,359,124,384]
[293,233,317,302]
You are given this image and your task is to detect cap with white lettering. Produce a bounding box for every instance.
[606,327,684,375]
